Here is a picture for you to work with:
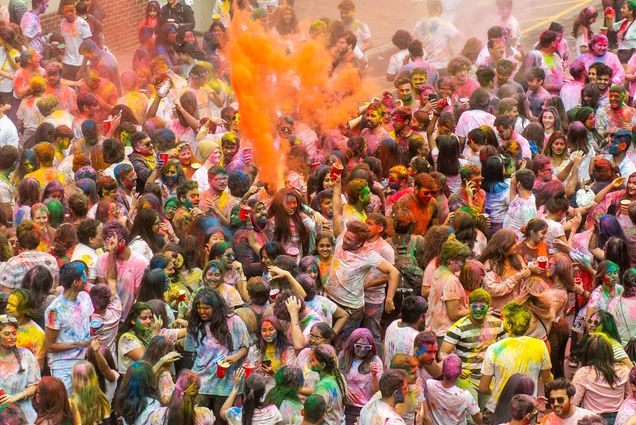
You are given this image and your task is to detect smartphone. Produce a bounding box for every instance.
[428,93,440,101]
[262,359,272,367]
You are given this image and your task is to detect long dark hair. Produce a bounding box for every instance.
[264,365,304,408]
[119,302,153,346]
[137,269,169,303]
[452,211,478,249]
[166,369,200,425]
[581,333,619,388]
[482,155,506,193]
[129,208,163,253]
[436,135,461,176]
[492,373,535,424]
[188,288,232,349]
[479,229,523,275]
[268,189,309,256]
[242,373,270,425]
[114,361,158,424]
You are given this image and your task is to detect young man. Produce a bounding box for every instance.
[20,0,47,54]
[359,369,409,425]
[426,354,483,424]
[526,67,551,118]
[0,99,19,148]
[159,0,195,32]
[393,173,439,235]
[540,378,593,424]
[425,236,472,343]
[44,260,93,393]
[602,130,636,178]
[59,0,91,80]
[200,165,239,227]
[448,165,486,214]
[494,114,532,158]
[95,220,149,320]
[412,0,461,69]
[589,62,613,107]
[596,85,636,138]
[504,168,537,240]
[301,395,328,425]
[508,395,539,425]
[362,213,395,353]
[44,61,78,115]
[439,289,504,406]
[480,302,552,415]
[455,88,496,145]
[494,59,524,94]
[338,0,372,52]
[78,39,121,94]
[384,296,428,366]
[325,220,400,345]
[360,100,390,154]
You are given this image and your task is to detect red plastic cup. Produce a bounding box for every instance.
[89,318,103,336]
[287,247,300,260]
[538,256,548,269]
[103,119,112,133]
[243,362,256,378]
[270,288,280,300]
[159,153,169,166]
[605,6,615,17]
[216,359,231,378]
[312,162,322,170]
[330,164,343,180]
[240,204,252,221]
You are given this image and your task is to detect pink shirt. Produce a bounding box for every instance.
[571,364,631,414]
[95,252,149,320]
[425,266,467,337]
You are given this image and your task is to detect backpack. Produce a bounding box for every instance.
[390,235,424,305]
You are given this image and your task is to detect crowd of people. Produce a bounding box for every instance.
[4,0,636,424]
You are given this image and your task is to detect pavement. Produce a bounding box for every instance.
[293,0,599,89]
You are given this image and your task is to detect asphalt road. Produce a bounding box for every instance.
[294,0,599,88]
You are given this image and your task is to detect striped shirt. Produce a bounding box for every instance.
[443,315,505,389]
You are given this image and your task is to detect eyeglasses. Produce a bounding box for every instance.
[308,334,325,341]
[548,397,565,404]
[0,315,18,325]
[587,318,600,326]
[354,343,372,351]
[470,303,488,311]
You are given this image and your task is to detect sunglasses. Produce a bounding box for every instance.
[470,303,488,311]
[0,315,18,325]
[587,318,600,326]
[548,397,565,404]
[354,344,372,351]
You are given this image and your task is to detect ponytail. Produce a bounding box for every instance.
[241,374,267,425]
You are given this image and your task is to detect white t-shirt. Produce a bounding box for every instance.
[412,16,460,68]
[545,218,565,255]
[359,399,406,425]
[60,16,92,67]
[539,406,595,425]
[425,380,480,425]
[387,49,410,76]
[383,320,419,366]
[455,110,496,138]
[0,114,19,147]
[71,243,99,282]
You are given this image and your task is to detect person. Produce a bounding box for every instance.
[384,296,427,366]
[392,173,439,235]
[616,367,636,425]
[33,376,77,425]
[153,369,216,425]
[540,378,594,424]
[339,328,383,425]
[479,302,552,415]
[570,334,630,424]
[159,0,195,32]
[245,315,296,381]
[425,354,482,424]
[95,220,149,320]
[6,288,45,368]
[44,260,93,393]
[20,0,47,55]
[439,288,504,404]
[358,368,408,425]
[185,287,250,421]
[69,360,111,425]
[506,394,539,425]
[311,344,347,425]
[0,314,40,424]
[263,365,305,425]
[609,268,636,349]
[220,370,282,425]
[114,361,166,425]
[426,235,472,342]
[59,0,92,80]
[577,34,625,85]
[326,220,399,345]
[301,395,328,425]
[574,6,598,56]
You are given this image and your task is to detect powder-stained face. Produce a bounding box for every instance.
[134,309,153,332]
[261,320,277,343]
[205,266,223,287]
[415,342,438,365]
[604,263,619,287]
[469,302,489,320]
[365,109,382,128]
[0,324,17,349]
[548,389,571,417]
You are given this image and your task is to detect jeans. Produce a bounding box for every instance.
[334,302,364,349]
[362,301,384,357]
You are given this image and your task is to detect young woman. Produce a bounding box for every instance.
[266,189,313,256]
[589,214,628,262]
[197,260,244,310]
[129,208,164,261]
[6,288,45,368]
[450,211,488,258]
[609,269,636,354]
[208,242,249,301]
[293,322,336,390]
[297,274,348,333]
[544,131,571,180]
[33,376,77,425]
[540,107,563,143]
[264,366,305,425]
[19,266,55,328]
[482,156,510,235]
[0,315,40,424]
[114,361,165,425]
[338,329,382,425]
[185,288,250,419]
[434,135,465,194]
[571,334,631,423]
[587,311,633,368]
[220,370,283,425]
[153,369,215,425]
[69,361,111,425]
[311,344,347,425]
[574,6,599,56]
[314,231,334,289]
[246,315,296,386]
[14,177,40,226]
[479,229,531,316]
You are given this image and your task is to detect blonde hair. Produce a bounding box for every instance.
[71,361,111,425]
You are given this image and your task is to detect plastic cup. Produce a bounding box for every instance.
[240,204,252,221]
[216,359,231,378]
[312,162,322,170]
[89,318,103,336]
[270,288,280,300]
[159,153,169,167]
[621,199,631,214]
[287,247,300,260]
[330,164,343,180]
[538,256,548,269]
[243,362,256,378]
